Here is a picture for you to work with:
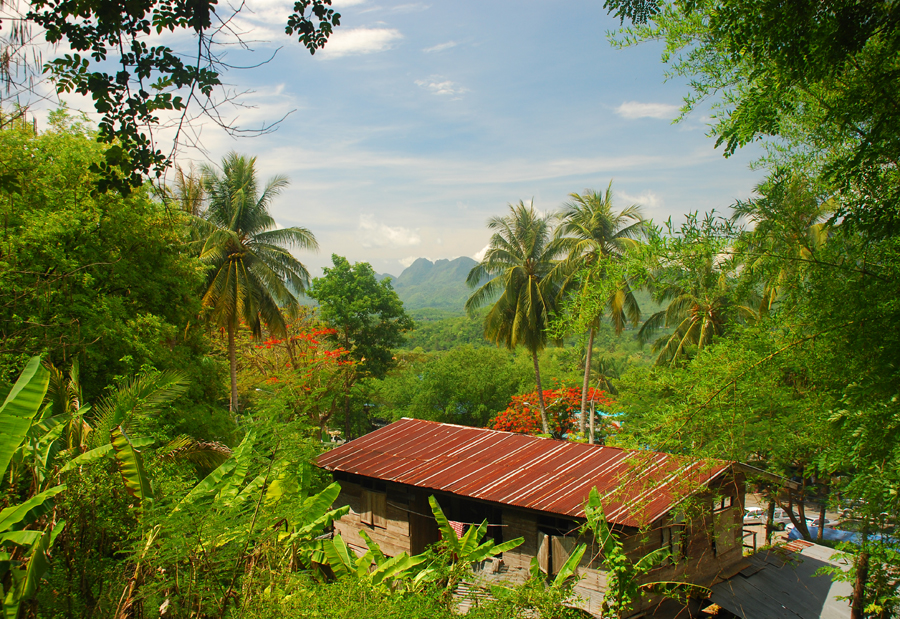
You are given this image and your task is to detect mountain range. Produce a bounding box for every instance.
[379,257,480,312]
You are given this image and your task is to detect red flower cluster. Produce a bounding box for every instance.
[490,387,615,436]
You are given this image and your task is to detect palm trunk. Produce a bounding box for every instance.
[228,321,239,413]
[579,327,595,437]
[532,352,550,435]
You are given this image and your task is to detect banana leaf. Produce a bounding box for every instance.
[111,426,154,509]
[0,486,66,533]
[57,437,156,475]
[0,358,50,479]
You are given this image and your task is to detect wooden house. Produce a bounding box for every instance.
[316,418,747,617]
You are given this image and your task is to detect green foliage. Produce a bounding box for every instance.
[0,358,67,618]
[308,255,414,381]
[400,308,491,351]
[372,345,533,427]
[0,113,221,410]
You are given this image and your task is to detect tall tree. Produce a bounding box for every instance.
[306,255,414,437]
[199,152,318,413]
[466,202,564,434]
[555,182,644,437]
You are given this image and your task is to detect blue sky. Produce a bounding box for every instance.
[51,0,765,277]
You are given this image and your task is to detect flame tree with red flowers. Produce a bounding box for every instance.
[491,386,616,441]
[235,313,356,437]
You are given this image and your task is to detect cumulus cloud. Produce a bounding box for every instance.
[399,256,422,268]
[473,244,489,262]
[423,40,457,53]
[618,190,663,210]
[358,215,421,248]
[615,101,680,120]
[319,28,402,58]
[415,77,467,96]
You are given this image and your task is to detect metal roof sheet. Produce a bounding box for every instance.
[316,418,731,527]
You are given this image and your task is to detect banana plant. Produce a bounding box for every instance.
[320,530,427,592]
[581,487,710,618]
[0,357,67,619]
[427,495,524,597]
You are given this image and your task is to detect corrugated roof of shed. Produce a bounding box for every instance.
[316,418,731,527]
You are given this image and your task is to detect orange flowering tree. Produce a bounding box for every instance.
[491,386,615,438]
[237,319,356,437]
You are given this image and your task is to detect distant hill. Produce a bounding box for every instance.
[384,257,480,312]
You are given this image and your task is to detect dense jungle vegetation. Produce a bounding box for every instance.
[1,0,899,617]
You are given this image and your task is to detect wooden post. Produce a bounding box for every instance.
[588,401,595,445]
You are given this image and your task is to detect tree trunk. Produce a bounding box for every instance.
[228,322,239,414]
[786,490,812,541]
[766,499,776,545]
[817,478,829,543]
[579,327,595,437]
[532,352,550,435]
[817,502,827,542]
[851,530,869,619]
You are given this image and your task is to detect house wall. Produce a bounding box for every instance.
[329,470,746,618]
[332,480,415,557]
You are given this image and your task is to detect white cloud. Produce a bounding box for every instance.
[399,256,421,268]
[415,77,467,96]
[615,101,680,120]
[319,28,402,58]
[423,40,457,53]
[618,190,663,210]
[473,244,489,262]
[358,215,421,248]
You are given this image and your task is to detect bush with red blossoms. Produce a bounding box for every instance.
[490,386,615,437]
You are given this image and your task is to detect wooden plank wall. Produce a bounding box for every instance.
[502,508,538,575]
[332,481,413,557]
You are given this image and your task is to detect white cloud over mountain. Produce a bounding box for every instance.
[358,215,421,248]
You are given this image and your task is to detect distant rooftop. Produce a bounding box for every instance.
[316,418,732,527]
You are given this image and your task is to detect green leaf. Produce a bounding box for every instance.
[428,495,459,552]
[215,430,255,506]
[110,426,154,509]
[551,543,586,587]
[0,358,50,479]
[57,439,153,475]
[0,486,66,533]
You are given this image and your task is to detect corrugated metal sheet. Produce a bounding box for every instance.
[316,418,730,527]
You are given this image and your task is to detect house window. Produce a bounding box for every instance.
[661,511,685,564]
[360,489,387,529]
[713,496,734,513]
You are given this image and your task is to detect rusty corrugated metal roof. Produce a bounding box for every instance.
[316,418,731,527]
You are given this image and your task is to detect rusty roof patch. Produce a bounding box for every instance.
[316,418,731,527]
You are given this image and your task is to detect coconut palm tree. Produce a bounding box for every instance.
[199,152,318,412]
[638,259,759,366]
[731,171,833,314]
[555,183,645,436]
[466,201,565,434]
